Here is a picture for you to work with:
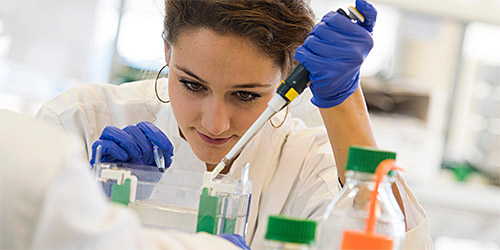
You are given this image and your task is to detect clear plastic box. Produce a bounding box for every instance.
[93,159,252,237]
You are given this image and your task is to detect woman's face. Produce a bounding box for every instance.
[166,28,282,166]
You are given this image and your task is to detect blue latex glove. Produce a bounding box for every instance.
[217,234,250,250]
[295,0,377,108]
[90,121,173,168]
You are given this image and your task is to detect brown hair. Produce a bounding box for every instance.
[163,0,315,75]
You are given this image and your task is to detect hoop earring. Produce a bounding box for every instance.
[155,64,170,103]
[270,104,289,128]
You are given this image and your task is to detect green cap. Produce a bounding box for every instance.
[346,146,397,175]
[265,215,316,245]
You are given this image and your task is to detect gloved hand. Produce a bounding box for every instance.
[90,121,173,168]
[295,0,377,108]
[217,234,250,250]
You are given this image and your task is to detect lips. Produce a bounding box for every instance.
[197,131,233,145]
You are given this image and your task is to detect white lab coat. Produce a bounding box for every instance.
[0,110,240,249]
[37,79,433,249]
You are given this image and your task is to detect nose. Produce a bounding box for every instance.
[200,97,231,136]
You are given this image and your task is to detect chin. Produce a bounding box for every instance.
[193,147,226,165]
[197,154,223,166]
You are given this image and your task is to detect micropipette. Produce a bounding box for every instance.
[211,7,365,179]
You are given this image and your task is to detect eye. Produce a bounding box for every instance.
[234,91,261,102]
[180,79,205,92]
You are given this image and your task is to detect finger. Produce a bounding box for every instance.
[303,35,360,59]
[356,0,377,32]
[90,141,100,165]
[91,139,129,164]
[319,11,336,23]
[306,24,374,64]
[309,75,359,108]
[312,26,372,48]
[165,157,173,169]
[296,46,361,89]
[124,125,153,164]
[320,11,368,34]
[294,44,314,74]
[136,121,173,158]
[310,72,360,98]
[218,234,249,250]
[295,45,362,79]
[311,21,373,44]
[100,126,141,159]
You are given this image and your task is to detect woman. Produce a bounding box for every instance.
[37,0,431,248]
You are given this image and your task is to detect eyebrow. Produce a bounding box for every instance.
[174,64,273,89]
[175,64,207,84]
[232,83,272,89]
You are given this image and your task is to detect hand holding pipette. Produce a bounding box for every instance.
[211,1,375,179]
[295,1,376,108]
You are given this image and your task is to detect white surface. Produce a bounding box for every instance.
[411,179,500,216]
[435,236,499,250]
[1,0,100,80]
[409,177,500,245]
[0,59,80,116]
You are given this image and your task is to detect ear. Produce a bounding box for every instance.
[164,43,171,65]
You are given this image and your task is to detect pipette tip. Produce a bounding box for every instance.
[211,161,226,179]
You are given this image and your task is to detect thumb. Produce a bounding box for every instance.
[356,0,377,33]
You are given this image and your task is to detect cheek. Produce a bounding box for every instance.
[168,80,198,125]
[231,96,273,134]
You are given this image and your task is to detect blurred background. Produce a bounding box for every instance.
[0,0,498,249]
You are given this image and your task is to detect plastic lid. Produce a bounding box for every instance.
[345,146,396,175]
[265,215,316,245]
